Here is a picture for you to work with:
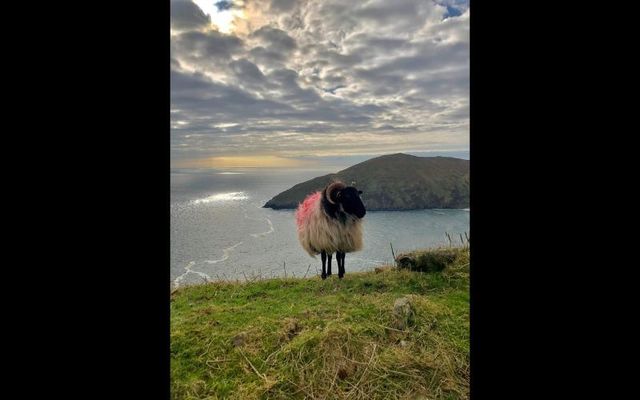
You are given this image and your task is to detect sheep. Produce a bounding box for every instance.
[295,181,366,279]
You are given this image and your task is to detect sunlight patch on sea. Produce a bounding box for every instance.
[193,192,249,204]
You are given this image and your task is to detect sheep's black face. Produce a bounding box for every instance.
[338,187,366,219]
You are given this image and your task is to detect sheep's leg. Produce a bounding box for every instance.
[327,253,333,276]
[321,251,327,280]
[338,252,346,279]
[342,252,346,278]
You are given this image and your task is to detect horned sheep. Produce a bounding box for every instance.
[295,181,366,279]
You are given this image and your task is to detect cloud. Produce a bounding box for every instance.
[170,0,210,31]
[171,0,469,162]
[270,0,298,13]
[170,69,293,120]
[229,58,266,84]
[251,26,297,53]
[171,30,244,67]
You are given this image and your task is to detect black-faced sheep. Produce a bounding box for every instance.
[295,181,366,279]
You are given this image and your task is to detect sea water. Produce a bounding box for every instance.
[171,168,469,288]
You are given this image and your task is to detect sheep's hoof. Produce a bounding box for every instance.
[327,271,332,276]
[321,273,327,280]
[338,274,344,279]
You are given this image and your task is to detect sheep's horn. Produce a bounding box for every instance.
[326,181,346,204]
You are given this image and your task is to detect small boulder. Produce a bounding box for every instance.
[396,248,459,272]
[232,332,248,347]
[281,318,302,341]
[392,297,415,330]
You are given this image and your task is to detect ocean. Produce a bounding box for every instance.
[171,168,469,288]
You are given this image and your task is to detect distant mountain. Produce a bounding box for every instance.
[263,153,469,211]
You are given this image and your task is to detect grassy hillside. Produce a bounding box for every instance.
[171,247,469,399]
[263,154,469,210]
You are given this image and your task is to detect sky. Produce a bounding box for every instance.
[171,0,469,169]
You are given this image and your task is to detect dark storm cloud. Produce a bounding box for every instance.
[248,46,288,66]
[172,30,243,62]
[171,69,292,118]
[358,37,411,51]
[355,42,468,78]
[355,0,426,25]
[171,68,384,127]
[170,0,210,31]
[270,0,298,12]
[322,85,346,95]
[320,50,362,68]
[170,0,469,159]
[251,26,297,53]
[229,59,266,83]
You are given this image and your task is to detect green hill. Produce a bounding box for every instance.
[171,247,469,399]
[263,153,469,210]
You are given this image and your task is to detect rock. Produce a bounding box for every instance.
[232,332,247,347]
[281,318,302,341]
[396,248,458,272]
[396,255,415,269]
[392,297,415,330]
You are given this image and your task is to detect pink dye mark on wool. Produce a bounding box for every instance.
[295,191,321,229]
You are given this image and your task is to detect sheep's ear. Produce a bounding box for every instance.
[358,190,363,195]
[336,190,342,199]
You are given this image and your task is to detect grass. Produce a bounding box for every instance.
[171,247,469,399]
[396,247,466,273]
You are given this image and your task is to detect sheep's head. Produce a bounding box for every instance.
[326,181,366,219]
